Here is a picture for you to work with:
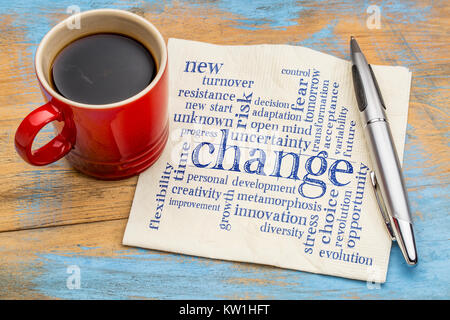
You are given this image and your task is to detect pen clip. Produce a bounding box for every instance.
[370,171,396,241]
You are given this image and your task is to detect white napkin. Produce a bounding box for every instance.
[123,38,411,282]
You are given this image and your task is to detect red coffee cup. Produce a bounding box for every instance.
[15,9,169,179]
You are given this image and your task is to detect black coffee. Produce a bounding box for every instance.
[52,33,156,105]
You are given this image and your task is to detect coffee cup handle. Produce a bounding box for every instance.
[15,102,74,165]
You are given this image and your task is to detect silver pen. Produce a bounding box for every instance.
[350,36,418,265]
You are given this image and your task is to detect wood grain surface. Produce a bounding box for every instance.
[0,0,448,299]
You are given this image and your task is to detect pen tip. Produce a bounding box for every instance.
[394,218,419,266]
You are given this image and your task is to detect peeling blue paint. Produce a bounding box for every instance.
[31,240,449,299]
[296,20,346,56]
[0,0,433,48]
[15,168,67,227]
[211,0,302,30]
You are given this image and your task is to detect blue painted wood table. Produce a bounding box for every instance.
[0,0,448,299]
